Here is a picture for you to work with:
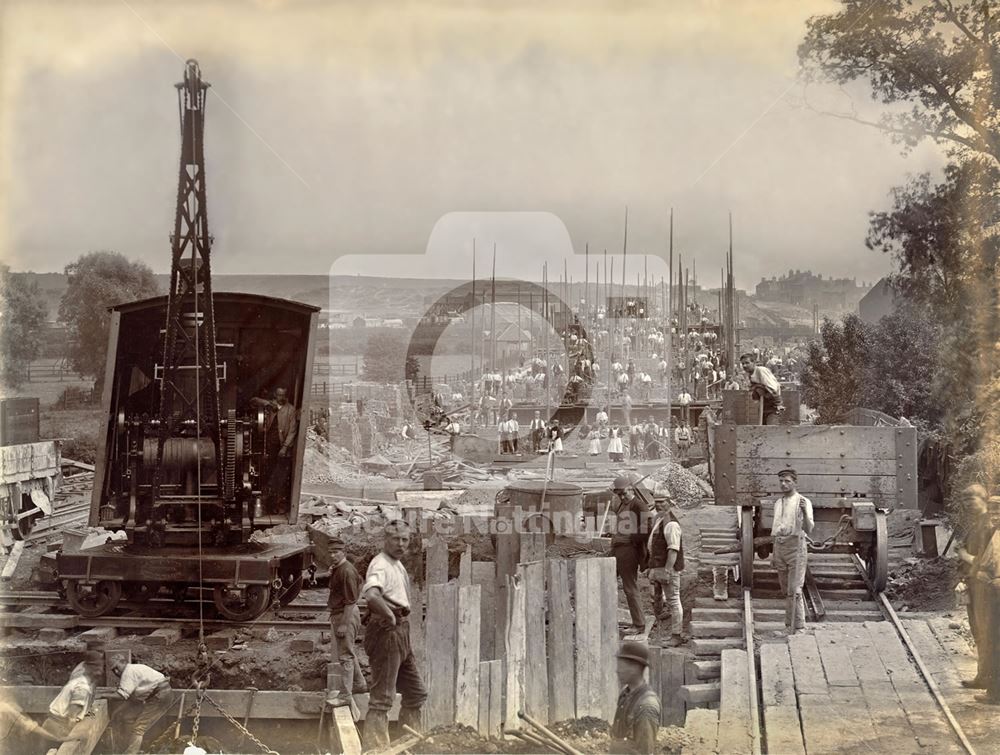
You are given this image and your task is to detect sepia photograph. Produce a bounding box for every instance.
[0,1,998,753]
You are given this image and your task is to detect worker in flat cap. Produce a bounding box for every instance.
[42,650,104,739]
[609,474,654,632]
[770,468,813,634]
[970,496,1000,705]
[327,536,366,706]
[612,641,662,754]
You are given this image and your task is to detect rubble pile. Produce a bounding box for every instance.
[650,461,714,507]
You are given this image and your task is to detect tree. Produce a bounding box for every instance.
[799,1,1000,164]
[800,314,870,423]
[0,265,47,387]
[58,252,160,385]
[361,331,419,384]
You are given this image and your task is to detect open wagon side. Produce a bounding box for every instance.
[713,423,918,591]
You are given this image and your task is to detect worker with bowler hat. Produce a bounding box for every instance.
[612,641,662,754]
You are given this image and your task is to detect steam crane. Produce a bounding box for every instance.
[56,60,319,621]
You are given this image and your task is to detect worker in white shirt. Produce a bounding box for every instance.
[676,389,693,425]
[770,469,814,634]
[509,412,521,454]
[42,651,103,739]
[529,411,546,452]
[101,659,173,754]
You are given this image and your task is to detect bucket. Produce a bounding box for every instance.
[500,481,583,536]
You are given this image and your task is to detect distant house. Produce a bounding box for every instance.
[858,278,898,324]
[381,319,405,329]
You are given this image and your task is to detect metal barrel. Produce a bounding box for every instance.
[500,481,582,536]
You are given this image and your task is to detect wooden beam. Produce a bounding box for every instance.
[425,536,448,586]
[521,561,548,723]
[1,541,24,580]
[455,584,481,727]
[330,704,362,755]
[597,557,619,720]
[55,699,108,755]
[547,559,575,722]
[478,660,503,739]
[425,582,458,728]
[573,558,602,719]
[471,561,496,660]
[504,572,527,730]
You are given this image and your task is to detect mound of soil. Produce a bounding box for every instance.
[887,557,962,612]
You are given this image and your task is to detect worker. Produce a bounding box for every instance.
[957,484,992,689]
[740,353,783,425]
[647,496,684,646]
[100,658,173,754]
[251,387,298,513]
[611,641,661,754]
[676,388,692,425]
[498,412,511,454]
[547,420,564,454]
[529,411,546,452]
[610,475,652,632]
[362,520,427,748]
[623,391,633,426]
[509,412,521,454]
[607,425,625,463]
[42,651,103,739]
[0,700,66,748]
[770,469,814,634]
[674,422,692,460]
[644,417,661,461]
[327,537,366,706]
[970,496,1000,705]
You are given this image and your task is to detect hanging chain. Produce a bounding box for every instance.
[806,514,853,551]
[204,693,279,754]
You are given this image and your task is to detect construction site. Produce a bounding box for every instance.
[3,2,1000,754]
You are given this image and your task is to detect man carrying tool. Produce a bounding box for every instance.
[362,520,427,749]
[740,353,783,425]
[327,537,366,706]
[647,496,684,647]
[770,468,814,635]
[610,475,652,633]
[100,658,173,754]
[612,641,661,754]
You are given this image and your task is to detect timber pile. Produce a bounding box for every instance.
[409,555,620,737]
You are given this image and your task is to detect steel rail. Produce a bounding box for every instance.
[851,553,976,755]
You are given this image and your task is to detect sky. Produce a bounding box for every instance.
[0,0,948,289]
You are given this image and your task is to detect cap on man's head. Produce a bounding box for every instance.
[83,650,105,665]
[740,353,756,361]
[612,475,632,492]
[777,468,798,481]
[384,519,411,535]
[328,537,346,550]
[617,641,650,668]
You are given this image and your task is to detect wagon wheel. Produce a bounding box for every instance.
[14,515,34,540]
[865,511,889,593]
[213,584,271,622]
[740,506,755,589]
[66,580,122,618]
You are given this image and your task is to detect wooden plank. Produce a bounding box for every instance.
[733,425,902,459]
[331,704,363,755]
[900,618,964,690]
[759,643,804,755]
[519,531,547,565]
[597,557,619,720]
[895,426,918,509]
[735,458,898,476]
[410,587,425,670]
[717,649,752,755]
[425,536,448,586]
[458,546,473,585]
[659,649,687,726]
[54,698,108,755]
[787,633,829,696]
[471,561,496,661]
[455,584,481,727]
[425,582,457,728]
[573,557,602,719]
[547,559,575,723]
[521,561,548,722]
[682,708,718,755]
[1,541,24,580]
[477,660,503,738]
[814,627,861,687]
[504,572,527,731]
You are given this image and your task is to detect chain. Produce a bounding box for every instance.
[204,693,279,754]
[190,680,206,744]
[806,514,853,552]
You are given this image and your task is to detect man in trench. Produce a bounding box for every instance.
[362,520,427,749]
[770,468,814,634]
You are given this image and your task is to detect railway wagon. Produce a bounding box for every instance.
[57,293,320,620]
[713,420,918,591]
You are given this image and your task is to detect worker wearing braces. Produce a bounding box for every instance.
[771,468,814,635]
